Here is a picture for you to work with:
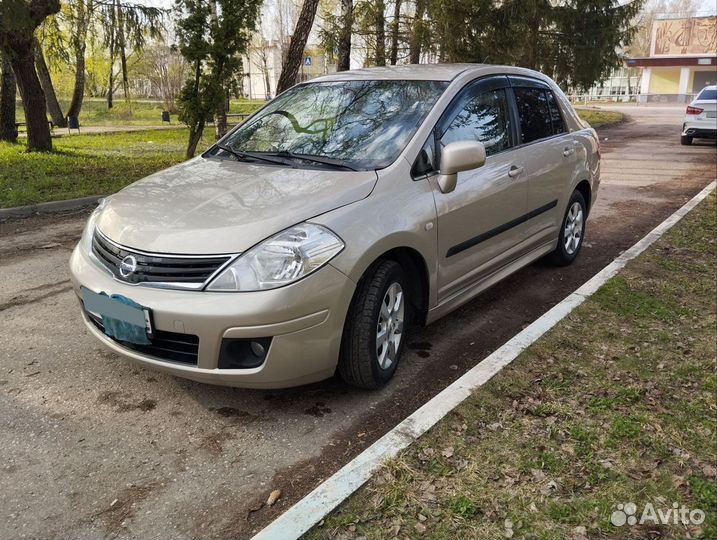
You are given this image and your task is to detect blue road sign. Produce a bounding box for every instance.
[304,56,312,66]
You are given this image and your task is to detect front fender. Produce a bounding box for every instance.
[310,171,439,309]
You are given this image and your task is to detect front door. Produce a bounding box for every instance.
[431,77,528,302]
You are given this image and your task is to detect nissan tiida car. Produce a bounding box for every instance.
[70,64,600,389]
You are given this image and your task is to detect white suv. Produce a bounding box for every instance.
[681,85,717,145]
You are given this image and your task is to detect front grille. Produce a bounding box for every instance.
[91,230,232,288]
[86,309,199,365]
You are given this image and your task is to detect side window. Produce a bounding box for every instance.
[547,91,566,135]
[440,89,512,156]
[514,87,552,143]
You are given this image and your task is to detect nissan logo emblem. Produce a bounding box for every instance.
[119,255,138,278]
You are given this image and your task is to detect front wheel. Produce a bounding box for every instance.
[549,190,586,266]
[338,260,409,389]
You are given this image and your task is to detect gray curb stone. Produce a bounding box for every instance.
[0,195,103,220]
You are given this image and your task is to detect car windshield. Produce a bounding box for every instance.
[219,80,448,170]
[697,88,716,100]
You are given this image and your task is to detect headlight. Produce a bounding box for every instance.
[80,198,107,253]
[206,223,344,292]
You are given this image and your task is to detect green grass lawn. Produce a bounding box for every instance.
[0,128,214,208]
[576,109,624,128]
[15,98,264,127]
[308,193,716,540]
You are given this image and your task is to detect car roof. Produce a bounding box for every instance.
[698,85,716,91]
[312,63,546,83]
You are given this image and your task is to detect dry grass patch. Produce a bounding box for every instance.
[309,193,716,540]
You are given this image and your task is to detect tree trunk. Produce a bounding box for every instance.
[276,0,321,94]
[66,50,86,118]
[184,59,203,158]
[0,52,17,143]
[262,58,272,97]
[408,0,426,64]
[0,0,60,150]
[389,0,401,65]
[120,46,129,101]
[11,47,53,151]
[67,0,89,119]
[33,39,66,127]
[117,4,130,102]
[107,0,116,109]
[107,69,114,108]
[214,88,228,139]
[186,119,204,158]
[375,0,386,66]
[337,0,353,71]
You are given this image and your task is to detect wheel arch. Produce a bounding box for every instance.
[574,179,592,215]
[348,246,431,327]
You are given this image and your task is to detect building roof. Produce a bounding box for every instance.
[627,56,717,67]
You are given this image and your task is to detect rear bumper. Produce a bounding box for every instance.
[682,120,717,138]
[70,245,356,388]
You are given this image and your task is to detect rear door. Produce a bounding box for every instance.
[427,76,529,301]
[510,77,577,249]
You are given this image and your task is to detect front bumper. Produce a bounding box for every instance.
[69,245,356,388]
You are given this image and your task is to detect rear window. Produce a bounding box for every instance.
[546,91,566,135]
[697,88,716,100]
[514,87,553,143]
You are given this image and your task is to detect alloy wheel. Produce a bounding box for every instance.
[376,282,404,370]
[564,201,584,255]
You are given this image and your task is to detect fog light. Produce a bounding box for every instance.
[250,341,265,357]
[218,337,272,369]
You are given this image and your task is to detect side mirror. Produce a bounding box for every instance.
[437,140,486,193]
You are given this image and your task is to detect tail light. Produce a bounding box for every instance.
[686,106,703,115]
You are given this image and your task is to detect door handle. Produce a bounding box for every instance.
[508,166,524,178]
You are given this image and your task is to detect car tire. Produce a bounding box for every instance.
[549,190,586,266]
[681,135,693,145]
[338,260,409,389]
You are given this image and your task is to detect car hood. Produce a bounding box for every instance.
[96,157,378,254]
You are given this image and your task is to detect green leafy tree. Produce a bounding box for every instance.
[175,0,261,158]
[99,0,164,108]
[411,0,642,91]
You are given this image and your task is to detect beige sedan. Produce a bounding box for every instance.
[70,64,600,389]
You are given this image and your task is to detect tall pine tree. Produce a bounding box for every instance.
[175,0,261,157]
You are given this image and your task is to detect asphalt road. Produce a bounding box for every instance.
[1,106,715,539]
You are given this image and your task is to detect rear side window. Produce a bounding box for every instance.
[547,91,566,135]
[514,87,553,143]
[697,88,716,100]
[440,89,512,156]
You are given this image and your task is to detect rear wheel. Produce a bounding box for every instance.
[338,260,409,389]
[681,135,693,145]
[549,190,586,266]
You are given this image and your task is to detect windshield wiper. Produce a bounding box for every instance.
[267,151,359,171]
[216,144,293,167]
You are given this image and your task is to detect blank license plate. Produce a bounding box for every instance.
[81,288,153,342]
